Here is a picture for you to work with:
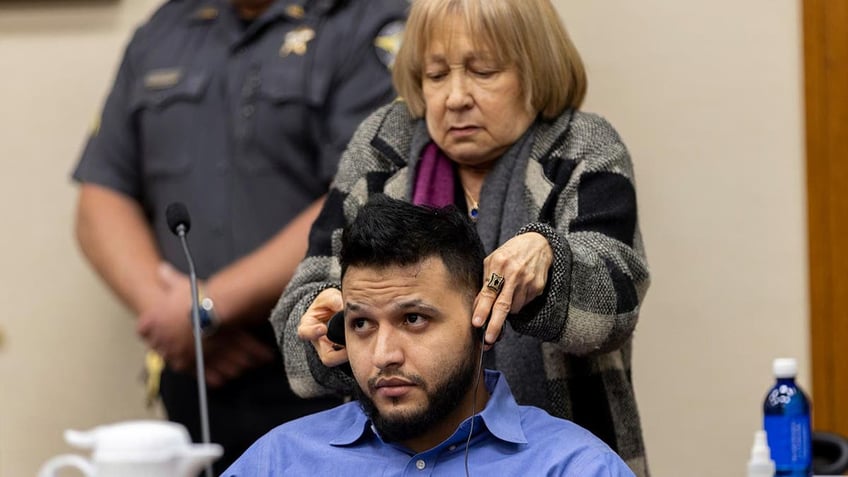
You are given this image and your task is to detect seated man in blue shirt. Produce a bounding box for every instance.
[223,195,634,476]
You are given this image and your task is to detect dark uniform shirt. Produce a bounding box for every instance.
[72,0,407,472]
[75,0,406,276]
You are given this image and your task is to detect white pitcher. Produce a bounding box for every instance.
[37,420,222,477]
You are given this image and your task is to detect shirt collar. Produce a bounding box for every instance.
[329,402,372,446]
[329,370,528,448]
[476,369,528,444]
[187,1,310,25]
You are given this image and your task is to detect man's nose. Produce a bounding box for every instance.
[371,326,404,370]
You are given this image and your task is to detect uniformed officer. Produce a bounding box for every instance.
[72,0,407,472]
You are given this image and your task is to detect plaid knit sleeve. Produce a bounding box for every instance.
[510,112,650,356]
[269,104,400,398]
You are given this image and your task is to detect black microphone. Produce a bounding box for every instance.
[166,202,191,236]
[164,202,213,477]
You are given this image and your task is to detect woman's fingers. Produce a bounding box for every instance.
[475,233,553,342]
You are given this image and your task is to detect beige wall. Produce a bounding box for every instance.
[0,2,164,475]
[553,0,809,475]
[0,1,807,476]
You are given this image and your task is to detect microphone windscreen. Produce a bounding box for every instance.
[165,202,191,235]
[326,311,346,346]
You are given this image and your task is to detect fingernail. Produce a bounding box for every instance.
[473,316,483,326]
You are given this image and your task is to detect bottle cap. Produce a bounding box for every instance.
[773,358,798,378]
[747,430,775,475]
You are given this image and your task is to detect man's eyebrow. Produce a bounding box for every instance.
[392,300,440,314]
[344,300,440,314]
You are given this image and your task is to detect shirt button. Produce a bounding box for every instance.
[415,459,426,470]
[448,445,456,452]
[242,105,255,118]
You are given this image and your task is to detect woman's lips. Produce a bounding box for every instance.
[448,126,479,138]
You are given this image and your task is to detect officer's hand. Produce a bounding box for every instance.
[297,288,348,367]
[136,263,197,371]
[203,330,275,388]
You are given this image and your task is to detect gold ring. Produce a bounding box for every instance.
[486,273,505,294]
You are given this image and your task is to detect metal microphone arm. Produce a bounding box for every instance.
[177,225,213,477]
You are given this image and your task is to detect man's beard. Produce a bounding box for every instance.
[354,344,480,444]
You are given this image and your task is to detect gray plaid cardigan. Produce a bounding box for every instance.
[271,101,650,476]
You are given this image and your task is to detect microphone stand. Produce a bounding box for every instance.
[176,225,213,477]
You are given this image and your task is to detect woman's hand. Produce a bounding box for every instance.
[472,232,553,344]
[297,288,349,367]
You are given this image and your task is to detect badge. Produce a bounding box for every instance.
[280,26,315,57]
[374,20,404,69]
[193,6,219,21]
[143,68,183,90]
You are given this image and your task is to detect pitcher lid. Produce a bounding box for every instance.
[66,420,195,461]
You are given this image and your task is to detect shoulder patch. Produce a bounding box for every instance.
[374,20,404,69]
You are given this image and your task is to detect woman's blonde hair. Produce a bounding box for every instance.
[393,0,587,120]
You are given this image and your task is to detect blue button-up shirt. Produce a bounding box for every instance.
[222,370,635,476]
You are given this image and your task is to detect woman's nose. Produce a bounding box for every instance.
[445,74,472,110]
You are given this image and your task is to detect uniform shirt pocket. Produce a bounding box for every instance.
[247,61,329,176]
[130,69,210,178]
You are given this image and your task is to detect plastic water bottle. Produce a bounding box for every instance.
[763,357,812,477]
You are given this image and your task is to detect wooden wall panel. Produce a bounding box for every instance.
[805,0,848,432]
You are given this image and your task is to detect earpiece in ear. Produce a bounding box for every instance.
[326,311,346,347]
[475,315,490,343]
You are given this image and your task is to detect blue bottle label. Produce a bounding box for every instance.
[764,414,811,470]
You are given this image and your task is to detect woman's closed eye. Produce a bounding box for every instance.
[425,70,448,81]
[470,68,498,79]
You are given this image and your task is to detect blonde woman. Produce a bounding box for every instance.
[274,0,650,475]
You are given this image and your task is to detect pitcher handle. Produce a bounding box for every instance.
[37,454,95,477]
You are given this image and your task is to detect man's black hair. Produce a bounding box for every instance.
[340,194,485,299]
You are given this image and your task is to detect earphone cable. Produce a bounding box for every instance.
[464,333,487,477]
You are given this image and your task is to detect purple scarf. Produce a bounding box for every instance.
[411,142,455,207]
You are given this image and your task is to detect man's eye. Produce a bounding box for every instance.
[352,318,369,330]
[405,314,427,325]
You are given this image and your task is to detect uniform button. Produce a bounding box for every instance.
[448,445,456,452]
[242,105,255,118]
[415,459,426,470]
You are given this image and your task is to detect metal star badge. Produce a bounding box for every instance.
[280,27,315,57]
